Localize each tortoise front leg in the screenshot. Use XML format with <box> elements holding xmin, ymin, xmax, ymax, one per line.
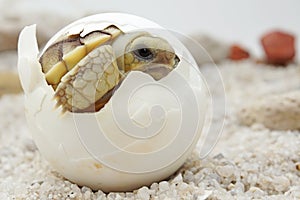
<box><xmin>55</xmin><ymin>45</ymin><xmax>122</xmax><ymax>113</ymax></box>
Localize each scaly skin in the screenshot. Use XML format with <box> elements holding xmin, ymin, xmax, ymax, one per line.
<box><xmin>54</xmin><ymin>45</ymin><xmax>121</xmax><ymax>113</ymax></box>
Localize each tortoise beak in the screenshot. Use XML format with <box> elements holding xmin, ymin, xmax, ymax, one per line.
<box><xmin>134</xmin><ymin>64</ymin><xmax>173</xmax><ymax>81</ymax></box>
<box><xmin>134</xmin><ymin>54</ymin><xmax>180</xmax><ymax>80</ymax></box>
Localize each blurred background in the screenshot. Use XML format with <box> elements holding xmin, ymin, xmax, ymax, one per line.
<box><xmin>0</xmin><ymin>0</ymin><xmax>299</xmax><ymax>59</ymax></box>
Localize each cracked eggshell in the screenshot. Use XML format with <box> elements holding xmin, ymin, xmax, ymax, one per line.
<box><xmin>18</xmin><ymin>13</ymin><xmax>208</xmax><ymax>192</ymax></box>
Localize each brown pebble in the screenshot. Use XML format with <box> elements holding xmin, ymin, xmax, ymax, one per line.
<box><xmin>261</xmin><ymin>30</ymin><xmax>295</xmax><ymax>65</ymax></box>
<box><xmin>228</xmin><ymin>44</ymin><xmax>250</xmax><ymax>60</ymax></box>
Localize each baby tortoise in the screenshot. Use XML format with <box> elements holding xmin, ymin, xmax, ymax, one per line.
<box><xmin>39</xmin><ymin>25</ymin><xmax>179</xmax><ymax>113</ymax></box>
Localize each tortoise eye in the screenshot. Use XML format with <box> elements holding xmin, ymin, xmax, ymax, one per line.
<box><xmin>134</xmin><ymin>48</ymin><xmax>154</xmax><ymax>60</ymax></box>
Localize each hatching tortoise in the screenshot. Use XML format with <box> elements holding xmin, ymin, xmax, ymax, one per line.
<box><xmin>39</xmin><ymin>25</ymin><xmax>179</xmax><ymax>113</ymax></box>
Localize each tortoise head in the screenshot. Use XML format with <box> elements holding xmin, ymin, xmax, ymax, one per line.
<box><xmin>116</xmin><ymin>34</ymin><xmax>180</xmax><ymax>80</ymax></box>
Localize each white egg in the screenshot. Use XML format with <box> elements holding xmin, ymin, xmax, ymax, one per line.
<box><xmin>18</xmin><ymin>13</ymin><xmax>208</xmax><ymax>192</ymax></box>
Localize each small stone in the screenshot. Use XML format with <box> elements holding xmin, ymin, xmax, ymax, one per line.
<box><xmin>261</xmin><ymin>30</ymin><xmax>295</xmax><ymax>65</ymax></box>
<box><xmin>183</xmin><ymin>171</ymin><xmax>194</xmax><ymax>182</ymax></box>
<box><xmin>216</xmin><ymin>165</ymin><xmax>235</xmax><ymax>178</ymax></box>
<box><xmin>228</xmin><ymin>44</ymin><xmax>250</xmax><ymax>60</ymax></box>
<box><xmin>210</xmin><ymin>189</ymin><xmax>234</xmax><ymax>199</ymax></box>
<box><xmin>246</xmin><ymin>186</ymin><xmax>266</xmax><ymax>197</ymax></box>
<box><xmin>114</xmin><ymin>194</ymin><xmax>123</xmax><ymax>200</ymax></box>
<box><xmin>93</xmin><ymin>192</ymin><xmax>105</xmax><ymax>200</ymax></box>
<box><xmin>125</xmin><ymin>192</ymin><xmax>134</xmax><ymax>198</ymax></box>
<box><xmin>70</xmin><ymin>184</ymin><xmax>81</xmax><ymax>193</ymax></box>
<box><xmin>107</xmin><ymin>192</ymin><xmax>117</xmax><ymax>199</ymax></box>
<box><xmin>81</xmin><ymin>186</ymin><xmax>92</xmax><ymax>193</ymax></box>
<box><xmin>233</xmin><ymin>182</ymin><xmax>245</xmax><ymax>194</ymax></box>
<box><xmin>64</xmin><ymin>187</ymin><xmax>71</xmax><ymax>192</ymax></box>
<box><xmin>196</xmin><ymin>190</ymin><xmax>213</xmax><ymax>200</ymax></box>
<box><xmin>178</xmin><ymin>182</ymin><xmax>189</xmax><ymax>191</ymax></box>
<box><xmin>193</xmin><ymin>172</ymin><xmax>205</xmax><ymax>185</ymax></box>
<box><xmin>83</xmin><ymin>191</ymin><xmax>92</xmax><ymax>199</ymax></box>
<box><xmin>286</xmin><ymin>186</ymin><xmax>300</xmax><ymax>199</ymax></box>
<box><xmin>136</xmin><ymin>186</ymin><xmax>150</xmax><ymax>200</ymax></box>
<box><xmin>150</xmin><ymin>182</ymin><xmax>159</xmax><ymax>191</ymax></box>
<box><xmin>48</xmin><ymin>194</ymin><xmax>53</xmax><ymax>199</ymax></box>
<box><xmin>171</xmin><ymin>173</ymin><xmax>183</xmax><ymax>184</ymax></box>
<box><xmin>272</xmin><ymin>176</ymin><xmax>290</xmax><ymax>192</ymax></box>
<box><xmin>158</xmin><ymin>181</ymin><xmax>170</xmax><ymax>192</ymax></box>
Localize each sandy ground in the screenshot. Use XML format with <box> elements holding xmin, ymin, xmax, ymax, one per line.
<box><xmin>0</xmin><ymin>58</ymin><xmax>299</xmax><ymax>199</ymax></box>
<box><xmin>0</xmin><ymin>1</ymin><xmax>299</xmax><ymax>198</ymax></box>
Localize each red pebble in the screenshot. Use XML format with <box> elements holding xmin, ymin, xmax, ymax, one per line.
<box><xmin>261</xmin><ymin>30</ymin><xmax>295</xmax><ymax>65</ymax></box>
<box><xmin>228</xmin><ymin>44</ymin><xmax>250</xmax><ymax>60</ymax></box>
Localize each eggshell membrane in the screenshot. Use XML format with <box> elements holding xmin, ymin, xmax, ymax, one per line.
<box><xmin>18</xmin><ymin>13</ymin><xmax>208</xmax><ymax>192</ymax></box>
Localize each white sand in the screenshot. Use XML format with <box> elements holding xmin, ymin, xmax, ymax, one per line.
<box><xmin>0</xmin><ymin>60</ymin><xmax>299</xmax><ymax>199</ymax></box>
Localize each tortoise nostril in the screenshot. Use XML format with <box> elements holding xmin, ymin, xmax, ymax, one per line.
<box><xmin>155</xmin><ymin>52</ymin><xmax>170</xmax><ymax>64</ymax></box>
